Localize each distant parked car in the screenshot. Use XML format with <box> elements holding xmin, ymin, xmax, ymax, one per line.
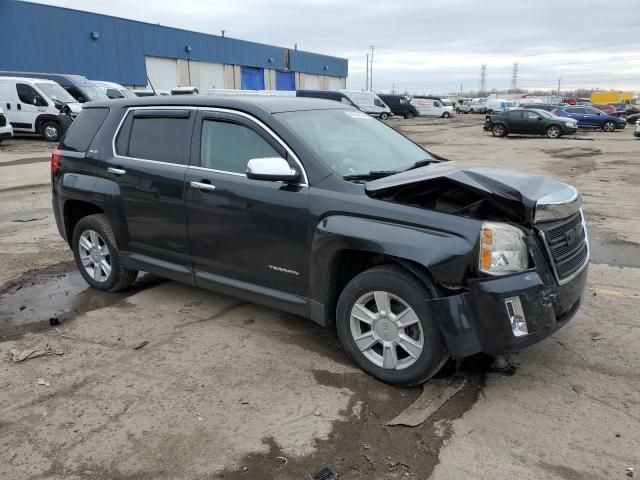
<box><xmin>378</xmin><ymin>94</ymin><xmax>419</xmax><ymax>119</ymax></box>
<box><xmin>92</xmin><ymin>80</ymin><xmax>137</xmax><ymax>99</ymax></box>
<box><xmin>171</xmin><ymin>86</ymin><xmax>199</xmax><ymax>95</ymax></box>
<box><xmin>0</xmin><ymin>71</ymin><xmax>108</xmax><ymax>103</ymax></box>
<box><xmin>634</xmin><ymin>120</ymin><xmax>640</xmax><ymax>138</ymax></box>
<box><xmin>625</xmin><ymin>112</ymin><xmax>640</xmax><ymax>125</ymax></box>
<box><xmin>132</xmin><ymin>89</ymin><xmax>171</xmax><ymax>97</ymax></box>
<box><xmin>0</xmin><ymin>107</ymin><xmax>13</xmax><ymax>143</ymax></box>
<box><xmin>553</xmin><ymin>105</ymin><xmax>626</xmax><ymax>132</ymax></box>
<box><xmin>484</xmin><ymin>109</ymin><xmax>578</xmax><ymax>138</ymax></box>
<box><xmin>520</xmin><ymin>103</ymin><xmax>561</xmax><ymax>112</ymax></box>
<box><xmin>339</xmin><ymin>89</ymin><xmax>393</xmax><ymax>119</ymax></box>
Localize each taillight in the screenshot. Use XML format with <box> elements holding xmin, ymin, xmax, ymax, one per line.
<box><xmin>51</xmin><ymin>149</ymin><xmax>61</xmax><ymax>173</ymax></box>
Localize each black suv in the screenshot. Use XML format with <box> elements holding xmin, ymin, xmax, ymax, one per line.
<box><xmin>378</xmin><ymin>94</ymin><xmax>420</xmax><ymax>119</ymax></box>
<box><xmin>52</xmin><ymin>97</ymin><xmax>589</xmax><ymax>386</ymax></box>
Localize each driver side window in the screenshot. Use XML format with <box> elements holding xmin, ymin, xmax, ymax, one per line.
<box><xmin>200</xmin><ymin>120</ymin><xmax>282</xmax><ymax>174</ymax></box>
<box><xmin>16</xmin><ymin>83</ymin><xmax>47</xmax><ymax>106</ymax></box>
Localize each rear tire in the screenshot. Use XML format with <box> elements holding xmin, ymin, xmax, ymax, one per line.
<box><xmin>41</xmin><ymin>121</ymin><xmax>62</xmax><ymax>142</ymax></box>
<box><xmin>336</xmin><ymin>265</ymin><xmax>448</xmax><ymax>386</ymax></box>
<box><xmin>72</xmin><ymin>214</ymin><xmax>138</xmax><ymax>292</ymax></box>
<box><xmin>404</xmin><ymin>112</ymin><xmax>415</xmax><ymax>119</ymax></box>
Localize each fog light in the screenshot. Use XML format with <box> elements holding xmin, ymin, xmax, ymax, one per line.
<box><xmin>505</xmin><ymin>296</ymin><xmax>528</xmax><ymax>337</ymax></box>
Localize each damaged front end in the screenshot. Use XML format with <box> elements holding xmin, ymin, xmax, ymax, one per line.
<box><xmin>367</xmin><ymin>163</ymin><xmax>589</xmax><ymax>358</ymax></box>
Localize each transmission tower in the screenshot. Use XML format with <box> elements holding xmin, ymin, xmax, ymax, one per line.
<box><xmin>479</xmin><ymin>64</ymin><xmax>487</xmax><ymax>95</ymax></box>
<box><xmin>511</xmin><ymin>63</ymin><xmax>519</xmax><ymax>90</ymax></box>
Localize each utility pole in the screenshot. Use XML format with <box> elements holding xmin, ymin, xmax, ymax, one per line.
<box><xmin>392</xmin><ymin>82</ymin><xmax>395</xmax><ymax>94</ymax></box>
<box><xmin>460</xmin><ymin>83</ymin><xmax>463</xmax><ymax>96</ymax></box>
<box><xmin>557</xmin><ymin>78</ymin><xmax>561</xmax><ymax>98</ymax></box>
<box><xmin>369</xmin><ymin>45</ymin><xmax>375</xmax><ymax>91</ymax></box>
<box><xmin>510</xmin><ymin>63</ymin><xmax>519</xmax><ymax>91</ymax></box>
<box><xmin>479</xmin><ymin>64</ymin><xmax>487</xmax><ymax>96</ymax></box>
<box><xmin>365</xmin><ymin>54</ymin><xmax>369</xmax><ymax>90</ymax></box>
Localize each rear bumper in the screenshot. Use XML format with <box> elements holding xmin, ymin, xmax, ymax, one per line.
<box><xmin>429</xmin><ymin>264</ymin><xmax>588</xmax><ymax>358</ymax></box>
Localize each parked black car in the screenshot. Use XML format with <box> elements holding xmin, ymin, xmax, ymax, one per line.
<box><xmin>378</xmin><ymin>94</ymin><xmax>420</xmax><ymax>119</ymax></box>
<box><xmin>52</xmin><ymin>96</ymin><xmax>588</xmax><ymax>385</ymax></box>
<box><xmin>484</xmin><ymin>108</ymin><xmax>578</xmax><ymax>138</ymax></box>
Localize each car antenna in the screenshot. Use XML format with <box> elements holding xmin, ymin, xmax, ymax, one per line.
<box><xmin>147</xmin><ymin>76</ymin><xmax>157</xmax><ymax>95</ymax></box>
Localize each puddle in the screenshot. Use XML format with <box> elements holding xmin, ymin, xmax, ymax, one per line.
<box><xmin>0</xmin><ymin>264</ymin><xmax>164</xmax><ymax>339</ymax></box>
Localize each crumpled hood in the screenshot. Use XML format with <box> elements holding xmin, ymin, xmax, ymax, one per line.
<box><xmin>365</xmin><ymin>162</ymin><xmax>576</xmax><ymax>225</ymax></box>
<box><xmin>67</xmin><ymin>102</ymin><xmax>83</xmax><ymax>114</ymax></box>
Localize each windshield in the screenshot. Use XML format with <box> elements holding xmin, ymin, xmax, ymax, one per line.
<box><xmin>276</xmin><ymin>109</ymin><xmax>432</xmax><ymax>178</ymax></box>
<box><xmin>83</xmin><ymin>85</ymin><xmax>109</xmax><ymax>101</ymax></box>
<box><xmin>35</xmin><ymin>82</ymin><xmax>76</xmax><ymax>103</ymax></box>
<box><xmin>442</xmin><ymin>99</ymin><xmax>453</xmax><ymax>106</ymax></box>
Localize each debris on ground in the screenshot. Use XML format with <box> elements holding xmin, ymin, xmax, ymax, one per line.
<box><xmin>37</xmin><ymin>378</ymin><xmax>51</xmax><ymax>387</ymax></box>
<box><xmin>386</xmin><ymin>377</ymin><xmax>467</xmax><ymax>427</ymax></box>
<box><xmin>12</xmin><ymin>214</ymin><xmax>48</xmax><ymax>222</ymax></box>
<box><xmin>8</xmin><ymin>344</ymin><xmax>63</xmax><ymax>363</ymax></box>
<box><xmin>308</xmin><ymin>466</ymin><xmax>338</xmax><ymax>480</ymax></box>
<box><xmin>133</xmin><ymin>340</ymin><xmax>149</xmax><ymax>350</ymax></box>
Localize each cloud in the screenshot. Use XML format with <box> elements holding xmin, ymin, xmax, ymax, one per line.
<box><xmin>30</xmin><ymin>0</ymin><xmax>640</xmax><ymax>92</ymax></box>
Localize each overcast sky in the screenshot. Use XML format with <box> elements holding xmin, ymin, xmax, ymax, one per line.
<box><xmin>31</xmin><ymin>0</ymin><xmax>640</xmax><ymax>94</ymax></box>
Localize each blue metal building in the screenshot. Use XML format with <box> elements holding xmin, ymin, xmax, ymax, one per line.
<box><xmin>0</xmin><ymin>0</ymin><xmax>348</xmax><ymax>91</ymax></box>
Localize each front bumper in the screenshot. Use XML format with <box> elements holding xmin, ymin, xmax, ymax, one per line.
<box><xmin>428</xmin><ymin>258</ymin><xmax>588</xmax><ymax>359</ymax></box>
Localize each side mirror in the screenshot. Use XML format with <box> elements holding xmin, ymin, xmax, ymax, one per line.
<box><xmin>246</xmin><ymin>157</ymin><xmax>301</xmax><ymax>183</ymax></box>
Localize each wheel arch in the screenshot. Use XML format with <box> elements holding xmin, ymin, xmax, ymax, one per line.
<box><xmin>62</xmin><ymin>199</ymin><xmax>104</xmax><ymax>246</ymax></box>
<box><xmin>308</xmin><ymin>215</ymin><xmax>477</xmax><ymax>327</ymax></box>
<box><xmin>34</xmin><ymin>114</ymin><xmax>60</xmax><ymax>133</ymax></box>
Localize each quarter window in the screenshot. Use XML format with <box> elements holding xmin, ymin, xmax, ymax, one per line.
<box><xmin>200</xmin><ymin>120</ymin><xmax>281</xmax><ymax>174</ymax></box>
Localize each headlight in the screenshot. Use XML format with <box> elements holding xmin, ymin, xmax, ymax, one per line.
<box><xmin>479</xmin><ymin>222</ymin><xmax>528</xmax><ymax>275</ymax></box>
<box><xmin>565</xmin><ymin>121</ymin><xmax>576</xmax><ymax>127</ymax></box>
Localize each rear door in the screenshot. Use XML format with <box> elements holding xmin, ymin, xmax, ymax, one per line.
<box><xmin>184</xmin><ymin>109</ymin><xmax>310</xmax><ymax>313</ymax></box>
<box><xmin>106</xmin><ymin>107</ymin><xmax>194</xmax><ymax>280</ymax></box>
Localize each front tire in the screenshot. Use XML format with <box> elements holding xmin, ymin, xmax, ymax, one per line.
<box><xmin>41</xmin><ymin>121</ymin><xmax>62</xmax><ymax>142</ymax></box>
<box><xmin>602</xmin><ymin>121</ymin><xmax>616</xmax><ymax>132</ymax></box>
<box><xmin>442</xmin><ymin>111</ymin><xmax>450</xmax><ymax>118</ymax></box>
<box><xmin>379</xmin><ymin>113</ymin><xmax>389</xmax><ymax>120</ymax></box>
<box><xmin>546</xmin><ymin>125</ymin><xmax>562</xmax><ymax>138</ymax></box>
<box><xmin>491</xmin><ymin>123</ymin><xmax>507</xmax><ymax>137</ymax></box>
<box><xmin>72</xmin><ymin>214</ymin><xmax>138</xmax><ymax>292</ymax></box>
<box><xmin>336</xmin><ymin>265</ymin><xmax>447</xmax><ymax>386</ymax></box>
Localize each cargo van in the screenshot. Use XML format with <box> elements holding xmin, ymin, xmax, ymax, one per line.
<box><xmin>485</xmin><ymin>98</ymin><xmax>516</xmax><ymax>114</ymax></box>
<box><xmin>0</xmin><ymin>77</ymin><xmax>79</xmax><ymax>141</ymax></box>
<box><xmin>339</xmin><ymin>89</ymin><xmax>393</xmax><ymax>119</ymax></box>
<box><xmin>378</xmin><ymin>94</ymin><xmax>419</xmax><ymax>119</ymax></box>
<box><xmin>410</xmin><ymin>96</ymin><xmax>455</xmax><ymax>117</ymax></box>
<box><xmin>0</xmin><ymin>72</ymin><xmax>108</xmax><ymax>103</ymax></box>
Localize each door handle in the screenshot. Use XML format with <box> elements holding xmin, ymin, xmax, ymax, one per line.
<box><xmin>190</xmin><ymin>181</ymin><xmax>216</xmax><ymax>192</ymax></box>
<box><xmin>107</xmin><ymin>167</ymin><xmax>126</xmax><ymax>175</ymax></box>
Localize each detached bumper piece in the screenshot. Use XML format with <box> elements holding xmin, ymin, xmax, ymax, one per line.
<box><xmin>428</xmin><ymin>266</ymin><xmax>587</xmax><ymax>358</ymax></box>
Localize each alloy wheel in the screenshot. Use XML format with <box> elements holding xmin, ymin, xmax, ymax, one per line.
<box><xmin>492</xmin><ymin>124</ymin><xmax>505</xmax><ymax>136</ymax></box>
<box><xmin>44</xmin><ymin>125</ymin><xmax>58</xmax><ymax>140</ymax></box>
<box><xmin>603</xmin><ymin>121</ymin><xmax>615</xmax><ymax>132</ymax></box>
<box><xmin>78</xmin><ymin>230</ymin><xmax>112</xmax><ymax>282</ymax></box>
<box><xmin>547</xmin><ymin>126</ymin><xmax>561</xmax><ymax>138</ymax></box>
<box><xmin>349</xmin><ymin>290</ymin><xmax>424</xmax><ymax>370</ymax></box>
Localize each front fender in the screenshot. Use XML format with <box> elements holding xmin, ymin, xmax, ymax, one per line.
<box><xmin>309</xmin><ymin>215</ymin><xmax>479</xmax><ymax>306</ymax></box>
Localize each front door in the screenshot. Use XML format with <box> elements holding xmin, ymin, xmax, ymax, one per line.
<box><xmin>14</xmin><ymin>83</ymin><xmax>47</xmax><ymax>132</ymax></box>
<box><xmin>185</xmin><ymin>110</ymin><xmax>310</xmax><ymax>313</ymax></box>
<box><xmin>522</xmin><ymin>110</ymin><xmax>546</xmax><ymax>134</ymax></box>
<box><xmin>104</xmin><ymin>107</ymin><xmax>194</xmax><ymax>278</ymax></box>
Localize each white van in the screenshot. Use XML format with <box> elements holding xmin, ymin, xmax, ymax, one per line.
<box><xmin>91</xmin><ymin>80</ymin><xmax>137</xmax><ymax>99</ymax></box>
<box><xmin>410</xmin><ymin>96</ymin><xmax>455</xmax><ymax>118</ymax></box>
<box><xmin>0</xmin><ymin>107</ymin><xmax>13</xmax><ymax>143</ymax></box>
<box><xmin>485</xmin><ymin>98</ymin><xmax>517</xmax><ymax>114</ymax></box>
<box><xmin>338</xmin><ymin>89</ymin><xmax>393</xmax><ymax>119</ymax></box>
<box><xmin>0</xmin><ymin>77</ymin><xmax>81</xmax><ymax>141</ymax></box>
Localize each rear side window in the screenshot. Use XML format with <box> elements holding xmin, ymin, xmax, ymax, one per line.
<box><xmin>117</xmin><ymin>110</ymin><xmax>192</xmax><ymax>164</ymax></box>
<box><xmin>60</xmin><ymin>107</ymin><xmax>109</xmax><ymax>152</ymax></box>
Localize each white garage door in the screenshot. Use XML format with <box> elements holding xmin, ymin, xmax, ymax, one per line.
<box><xmin>145</xmin><ymin>56</ymin><xmax>178</xmax><ymax>91</ymax></box>
<box><xmin>327</xmin><ymin>76</ymin><xmax>342</xmax><ymax>90</ymax></box>
<box><xmin>197</xmin><ymin>61</ymin><xmax>225</xmax><ymax>92</ymax></box>
<box><xmin>303</xmin><ymin>74</ymin><xmax>321</xmax><ymax>90</ymax></box>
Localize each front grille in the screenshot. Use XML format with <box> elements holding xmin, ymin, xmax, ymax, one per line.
<box><xmin>0</xmin><ymin>114</ymin><xmax>6</xmax><ymax>127</ymax></box>
<box><xmin>537</xmin><ymin>211</ymin><xmax>589</xmax><ymax>283</ymax></box>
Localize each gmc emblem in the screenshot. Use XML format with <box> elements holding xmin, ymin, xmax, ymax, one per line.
<box><xmin>565</xmin><ymin>227</ymin><xmax>579</xmax><ymax>246</ymax></box>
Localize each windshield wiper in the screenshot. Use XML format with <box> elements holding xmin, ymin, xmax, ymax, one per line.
<box><xmin>403</xmin><ymin>158</ymin><xmax>441</xmax><ymax>171</ymax></box>
<box><xmin>343</xmin><ymin>170</ymin><xmax>400</xmax><ymax>181</ymax></box>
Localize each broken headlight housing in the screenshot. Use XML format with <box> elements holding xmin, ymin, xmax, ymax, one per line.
<box><xmin>479</xmin><ymin>222</ymin><xmax>528</xmax><ymax>275</ymax></box>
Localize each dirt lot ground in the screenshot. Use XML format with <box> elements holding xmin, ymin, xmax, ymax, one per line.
<box><xmin>1</xmin><ymin>117</ymin><xmax>638</xmax><ymax>480</ymax></box>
